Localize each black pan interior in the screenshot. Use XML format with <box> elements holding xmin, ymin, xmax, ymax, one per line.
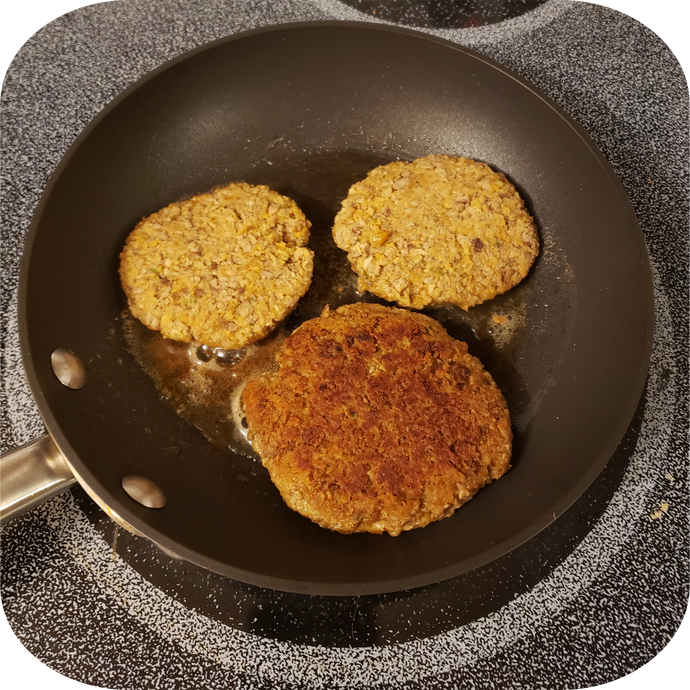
<box><xmin>19</xmin><ymin>23</ymin><xmax>654</xmax><ymax>595</ymax></box>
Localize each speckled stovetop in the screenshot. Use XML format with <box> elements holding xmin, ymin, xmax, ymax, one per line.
<box><xmin>1</xmin><ymin>1</ymin><xmax>688</xmax><ymax>688</ymax></box>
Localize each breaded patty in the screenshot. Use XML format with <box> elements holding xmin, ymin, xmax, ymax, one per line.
<box><xmin>119</xmin><ymin>182</ymin><xmax>313</xmax><ymax>349</ymax></box>
<box><xmin>241</xmin><ymin>302</ymin><xmax>512</xmax><ymax>536</ymax></box>
<box><xmin>332</xmin><ymin>154</ymin><xmax>539</xmax><ymax>310</ymax></box>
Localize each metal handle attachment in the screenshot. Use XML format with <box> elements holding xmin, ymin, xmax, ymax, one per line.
<box><xmin>0</xmin><ymin>435</ymin><xmax>77</xmax><ymax>525</ymax></box>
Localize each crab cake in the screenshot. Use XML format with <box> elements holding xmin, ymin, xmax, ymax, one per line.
<box><xmin>241</xmin><ymin>302</ymin><xmax>512</xmax><ymax>536</ymax></box>
<box><xmin>119</xmin><ymin>182</ymin><xmax>313</xmax><ymax>350</ymax></box>
<box><xmin>332</xmin><ymin>154</ymin><xmax>539</xmax><ymax>310</ymax></box>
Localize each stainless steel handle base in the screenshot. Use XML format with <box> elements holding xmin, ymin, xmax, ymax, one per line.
<box><xmin>0</xmin><ymin>435</ymin><xmax>77</xmax><ymax>525</ymax></box>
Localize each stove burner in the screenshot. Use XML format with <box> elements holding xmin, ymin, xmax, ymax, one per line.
<box><xmin>340</xmin><ymin>0</ymin><xmax>548</xmax><ymax>29</ymax></box>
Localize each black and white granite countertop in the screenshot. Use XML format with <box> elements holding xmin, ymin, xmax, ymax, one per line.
<box><xmin>1</xmin><ymin>1</ymin><xmax>688</xmax><ymax>688</ymax></box>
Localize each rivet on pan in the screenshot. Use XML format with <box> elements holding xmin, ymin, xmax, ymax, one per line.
<box><xmin>50</xmin><ymin>347</ymin><xmax>87</xmax><ymax>389</ymax></box>
<box><xmin>121</xmin><ymin>475</ymin><xmax>166</xmax><ymax>509</ymax></box>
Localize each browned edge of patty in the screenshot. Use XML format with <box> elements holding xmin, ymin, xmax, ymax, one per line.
<box><xmin>241</xmin><ymin>302</ymin><xmax>512</xmax><ymax>535</ymax></box>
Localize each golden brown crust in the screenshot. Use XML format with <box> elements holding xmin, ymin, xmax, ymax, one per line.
<box><xmin>242</xmin><ymin>302</ymin><xmax>512</xmax><ymax>535</ymax></box>
<box><xmin>119</xmin><ymin>182</ymin><xmax>313</xmax><ymax>349</ymax></box>
<box><xmin>332</xmin><ymin>154</ymin><xmax>539</xmax><ymax>310</ymax></box>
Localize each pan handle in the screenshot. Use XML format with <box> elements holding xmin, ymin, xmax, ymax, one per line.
<box><xmin>0</xmin><ymin>435</ymin><xmax>77</xmax><ymax>525</ymax></box>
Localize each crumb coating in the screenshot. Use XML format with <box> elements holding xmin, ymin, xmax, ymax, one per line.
<box><xmin>332</xmin><ymin>154</ymin><xmax>539</xmax><ymax>310</ymax></box>
<box><xmin>119</xmin><ymin>182</ymin><xmax>313</xmax><ymax>349</ymax></box>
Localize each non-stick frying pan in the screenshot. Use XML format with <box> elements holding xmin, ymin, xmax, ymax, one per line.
<box><xmin>3</xmin><ymin>22</ymin><xmax>653</xmax><ymax>595</ymax></box>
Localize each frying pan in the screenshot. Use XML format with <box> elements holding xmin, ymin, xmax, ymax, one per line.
<box><xmin>2</xmin><ymin>22</ymin><xmax>653</xmax><ymax>595</ymax></box>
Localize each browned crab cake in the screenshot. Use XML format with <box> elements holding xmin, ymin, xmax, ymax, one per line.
<box><xmin>119</xmin><ymin>182</ymin><xmax>313</xmax><ymax>349</ymax></box>
<box><xmin>241</xmin><ymin>302</ymin><xmax>512</xmax><ymax>536</ymax></box>
<box><xmin>332</xmin><ymin>154</ymin><xmax>539</xmax><ymax>310</ymax></box>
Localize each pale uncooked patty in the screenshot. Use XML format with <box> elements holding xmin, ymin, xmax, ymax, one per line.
<box><xmin>332</xmin><ymin>154</ymin><xmax>539</xmax><ymax>310</ymax></box>
<box><xmin>119</xmin><ymin>182</ymin><xmax>313</xmax><ymax>349</ymax></box>
<box><xmin>241</xmin><ymin>302</ymin><xmax>512</xmax><ymax>536</ymax></box>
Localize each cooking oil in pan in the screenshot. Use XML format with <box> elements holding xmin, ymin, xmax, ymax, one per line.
<box><xmin>121</xmin><ymin>303</ymin><xmax>525</xmax><ymax>460</ymax></box>
<box><xmin>121</xmin><ymin>312</ymin><xmax>284</xmax><ymax>458</ymax></box>
<box><xmin>120</xmin><ymin>223</ymin><xmax>528</xmax><ymax>459</ymax></box>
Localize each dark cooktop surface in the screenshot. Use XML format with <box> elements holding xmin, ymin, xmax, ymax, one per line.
<box><xmin>1</xmin><ymin>2</ymin><xmax>687</xmax><ymax>689</ymax></box>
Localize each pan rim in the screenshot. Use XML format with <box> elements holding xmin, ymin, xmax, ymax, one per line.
<box><xmin>17</xmin><ymin>20</ymin><xmax>655</xmax><ymax>596</ymax></box>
